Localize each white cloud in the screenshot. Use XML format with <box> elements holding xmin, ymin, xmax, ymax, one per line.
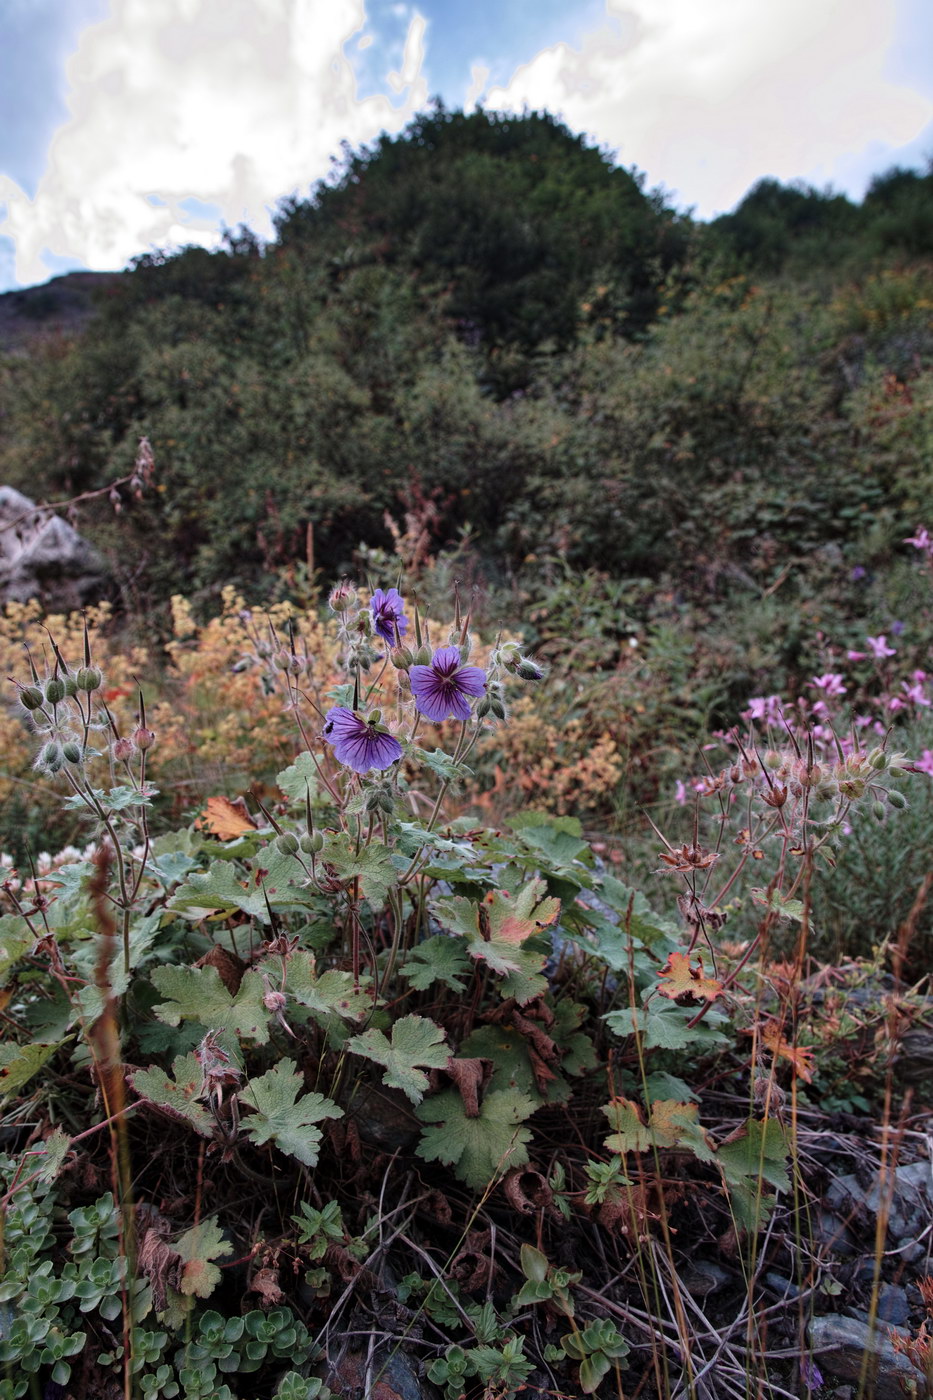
<box><xmin>0</xmin><ymin>0</ymin><xmax>428</xmax><ymax>286</ymax></box>
<box><xmin>479</xmin><ymin>0</ymin><xmax>933</xmax><ymax>214</ymax></box>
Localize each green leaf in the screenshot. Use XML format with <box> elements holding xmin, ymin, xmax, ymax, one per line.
<box><xmin>411</xmin><ymin>746</ymin><xmax>472</xmax><ymax>786</ymax></box>
<box><xmin>401</xmin><ymin>936</ymin><xmax>472</xmax><ymax>992</ymax></box>
<box><xmin>605</xmin><ymin>1000</ymin><xmax>730</xmax><ymax>1051</ymax></box>
<box><xmin>238</xmin><ymin>1061</ymin><xmax>343</xmax><ymax>1166</ymax></box>
<box><xmin>0</xmin><ymin>914</ymin><xmax>32</xmax><ymax>987</ymax></box>
<box><xmin>510</xmin><ymin>813</ymin><xmax>591</xmax><ymax>869</ymax></box>
<box><xmin>0</xmin><ymin>1040</ymin><xmax>63</xmax><ymax>1098</ymax></box>
<box><xmin>131</xmin><ymin>1054</ymin><xmax>215</xmax><ymax>1137</ymax></box>
<box><xmin>415</xmin><ymin>1087</ymin><xmax>536</xmax><ymax>1189</ymax></box>
<box><xmin>286</xmin><ymin>952</ymin><xmax>372</xmax><ymax>1029</ymax></box>
<box><xmin>432</xmin><ymin>877</ymin><xmax>559</xmax><ymax>1004</ymax></box>
<box><xmin>322</xmin><ymin>834</ymin><xmax>398</xmax><ymax>907</ymax></box>
<box><xmin>31</xmin><ymin>1127</ymin><xmax>73</xmax><ymax>1184</ymax></box>
<box><xmin>62</xmin><ymin>784</ymin><xmax>156</xmax><ymax>812</ymax></box>
<box><xmin>602</xmin><ymin>1099</ymin><xmax>714</xmax><ymax>1161</ymax></box>
<box><xmin>275</xmin><ymin>751</ymin><xmax>320</xmax><ymax>803</ymax></box>
<box><xmin>151</xmin><ymin>966</ymin><xmax>271</xmax><ymax>1043</ymax></box>
<box><xmin>347</xmin><ymin>1014</ymin><xmax>450</xmax><ymax>1104</ymax></box>
<box><xmin>715</xmin><ymin>1117</ymin><xmax>790</xmax><ymax>1231</ymax></box>
<box><xmin>750</xmin><ymin>888</ymin><xmax>808</xmax><ymax>924</ymax></box>
<box><xmin>175</xmin><ymin>1219</ymin><xmax>232</xmax><ymax>1299</ymax></box>
<box><xmin>458</xmin><ymin>1024</ymin><xmax>557</xmax><ymax>1105</ymax></box>
<box><xmin>168</xmin><ymin>849</ymin><xmax>313</xmax><ymax>920</ymax></box>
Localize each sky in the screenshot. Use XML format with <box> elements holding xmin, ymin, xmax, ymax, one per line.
<box><xmin>0</xmin><ymin>0</ymin><xmax>931</xmax><ymax>293</ymax></box>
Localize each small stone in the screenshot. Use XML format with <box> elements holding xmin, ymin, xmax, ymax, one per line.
<box><xmin>681</xmin><ymin>1260</ymin><xmax>730</xmax><ymax>1296</ymax></box>
<box><xmin>809</xmin><ymin>1315</ymin><xmax>928</xmax><ymax>1399</ymax></box>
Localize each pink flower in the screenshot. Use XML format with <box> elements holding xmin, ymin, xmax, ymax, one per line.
<box><xmin>846</xmin><ymin>650</ymin><xmax>867</xmax><ymax>661</ymax></box>
<box><xmin>915</xmin><ymin>750</ymin><xmax>933</xmax><ymax>776</ymax></box>
<box><xmin>866</xmin><ymin>634</ymin><xmax>896</xmax><ymax>659</ymax></box>
<box><xmin>747</xmin><ymin>695</ymin><xmax>783</xmax><ymax>724</ymax></box>
<box><xmin>674</xmin><ymin>780</ymin><xmax>687</xmax><ymax>805</ymax></box>
<box><xmin>809</xmin><ymin>673</ymin><xmax>847</xmax><ymax>697</ymax></box>
<box><xmin>902</xmin><ymin>679</ymin><xmax>930</xmax><ymax>706</ymax></box>
<box><xmin>904</xmin><ymin>527</ymin><xmax>933</xmax><ymax>554</ymax></box>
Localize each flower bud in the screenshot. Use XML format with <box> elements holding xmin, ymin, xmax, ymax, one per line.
<box><xmin>888</xmin><ymin>766</ymin><xmax>907</xmax><ymax>779</ymax></box>
<box><xmin>44</xmin><ymin>678</ymin><xmax>65</xmax><ymax>705</ymax></box>
<box><xmin>273</xmin><ymin>650</ymin><xmax>291</xmax><ymax>671</ymax></box>
<box><xmin>887</xmin><ymin>789</ymin><xmax>908</xmax><ymax>810</ymax></box>
<box><xmin>76</xmin><ymin>667</ymin><xmax>102</xmax><ymax>693</ymax></box>
<box><xmin>300</xmin><ymin>831</ymin><xmax>324</xmax><ymax>854</ymax></box>
<box><xmin>390</xmin><ymin>647</ymin><xmax>413</xmax><ymax>670</ymax></box>
<box><xmin>275</xmin><ymin>832</ymin><xmax>300</xmax><ymax>854</ymax></box>
<box><xmin>458</xmin><ymin>641</ymin><xmax>472</xmax><ymax>664</ymax></box>
<box><xmin>112</xmin><ymin>737</ymin><xmax>135</xmax><ymax>762</ymax></box>
<box><xmin>516</xmin><ymin>658</ymin><xmax>544</xmax><ymax>681</ymax></box>
<box><xmin>328</xmin><ymin>581</ymin><xmax>357</xmax><ymax>613</ymax></box>
<box><xmin>476</xmin><ymin>696</ymin><xmax>492</xmax><ymax>718</ymax></box>
<box><xmin>868</xmin><ymin>747</ymin><xmax>887</xmax><ymax>770</ymax></box>
<box><xmin>413</xmin><ymin>644</ymin><xmax>432</xmax><ymax>667</ymax></box>
<box><xmin>871</xmin><ymin>800</ymin><xmax>886</xmax><ymax>822</ymax></box>
<box><xmin>62</xmin><ymin>674</ymin><xmax>78</xmax><ymax>698</ymax></box>
<box><xmin>489</xmin><ymin>698</ymin><xmax>507</xmax><ymax>720</ymax></box>
<box><xmin>133</xmin><ymin>726</ymin><xmax>156</xmax><ymax>751</ymax></box>
<box><xmin>263</xmin><ymin>987</ymin><xmax>287</xmax><ymax>1014</ymax></box>
<box><xmin>62</xmin><ymin>742</ymin><xmax>83</xmax><ymax>765</ymax></box>
<box><xmin>20</xmin><ymin>685</ymin><xmax>44</xmax><ymax>711</ymax></box>
<box><xmin>764</xmin><ymin>750</ymin><xmax>782</xmax><ymax>770</ymax></box>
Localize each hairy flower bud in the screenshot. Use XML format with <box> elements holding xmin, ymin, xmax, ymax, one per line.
<box><xmin>871</xmin><ymin>800</ymin><xmax>886</xmax><ymax>822</ymax></box>
<box><xmin>275</xmin><ymin>832</ymin><xmax>300</xmax><ymax>855</ymax></box>
<box><xmin>868</xmin><ymin>747</ymin><xmax>887</xmax><ymax>770</ymax></box>
<box><xmin>44</xmin><ymin>677</ymin><xmax>65</xmax><ymax>705</ymax></box>
<box><xmin>133</xmin><ymin>726</ymin><xmax>156</xmax><ymax>751</ymax></box>
<box><xmin>476</xmin><ymin>696</ymin><xmax>492</xmax><ymax>718</ymax></box>
<box><xmin>489</xmin><ymin>697</ymin><xmax>507</xmax><ymax>720</ymax></box>
<box><xmin>112</xmin><ymin>737</ymin><xmax>135</xmax><ymax>762</ymax></box>
<box><xmin>887</xmin><ymin>789</ymin><xmax>908</xmax><ymax>810</ymax></box>
<box><xmin>76</xmin><ymin>666</ymin><xmax>102</xmax><ymax>693</ymax></box>
<box><xmin>263</xmin><ymin>987</ymin><xmax>287</xmax><ymax>1014</ymax></box>
<box><xmin>62</xmin><ymin>674</ymin><xmax>78</xmax><ymax>698</ymax></box>
<box><xmin>62</xmin><ymin>742</ymin><xmax>83</xmax><ymax>765</ymax></box>
<box><xmin>328</xmin><ymin>581</ymin><xmax>357</xmax><ymax>613</ymax></box>
<box><xmin>300</xmin><ymin>831</ymin><xmax>324</xmax><ymax>854</ymax></box>
<box><xmin>412</xmin><ymin>644</ymin><xmax>432</xmax><ymax>667</ymax></box>
<box><xmin>517</xmin><ymin>658</ymin><xmax>544</xmax><ymax>681</ymax></box>
<box><xmin>19</xmin><ymin>685</ymin><xmax>44</xmax><ymax>711</ymax></box>
<box><xmin>390</xmin><ymin>647</ymin><xmax>413</xmax><ymax>670</ymax></box>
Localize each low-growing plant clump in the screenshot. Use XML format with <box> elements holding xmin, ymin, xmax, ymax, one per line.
<box><xmin>1</xmin><ymin>563</ymin><xmax>932</xmax><ymax>1400</ymax></box>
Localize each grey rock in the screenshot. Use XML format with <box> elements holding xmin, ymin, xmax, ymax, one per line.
<box><xmin>681</xmin><ymin>1260</ymin><xmax>730</xmax><ymax>1296</ymax></box>
<box><xmin>813</xmin><ymin>1206</ymin><xmax>858</xmax><ymax>1256</ymax></box>
<box><xmin>0</xmin><ymin>486</ymin><xmax>109</xmax><ymax>610</ymax></box>
<box><xmin>762</xmin><ymin>1270</ymin><xmax>801</xmax><ymax>1299</ymax></box>
<box><xmin>850</xmin><ymin>1284</ymin><xmax>912</xmax><ymax>1328</ymax></box>
<box><xmin>825</xmin><ymin>1160</ymin><xmax>932</xmax><ymax>1259</ymax></box>
<box><xmin>809</xmin><ymin>1315</ymin><xmax>928</xmax><ymax>1398</ymax></box>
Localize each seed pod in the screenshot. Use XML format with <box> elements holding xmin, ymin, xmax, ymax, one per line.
<box><xmin>275</xmin><ymin>832</ymin><xmax>300</xmax><ymax>855</ymax></box>
<box><xmin>887</xmin><ymin>789</ymin><xmax>908</xmax><ymax>810</ymax></box>
<box><xmin>44</xmin><ymin>678</ymin><xmax>65</xmax><ymax>705</ymax></box>
<box><xmin>20</xmin><ymin>685</ymin><xmax>44</xmax><ymax>711</ymax></box>
<box><xmin>76</xmin><ymin>666</ymin><xmax>103</xmax><ymax>692</ymax></box>
<box><xmin>133</xmin><ymin>726</ymin><xmax>156</xmax><ymax>751</ymax></box>
<box><xmin>413</xmin><ymin>644</ymin><xmax>432</xmax><ymax>667</ymax></box>
<box><xmin>38</xmin><ymin>741</ymin><xmax>64</xmax><ymax>773</ymax></box>
<box><xmin>62</xmin><ymin>675</ymin><xmax>78</xmax><ymax>698</ymax></box>
<box><xmin>62</xmin><ymin>742</ymin><xmax>83</xmax><ymax>765</ymax></box>
<box><xmin>300</xmin><ymin>831</ymin><xmax>324</xmax><ymax>854</ymax></box>
<box><xmin>390</xmin><ymin>647</ymin><xmax>413</xmax><ymax>670</ymax></box>
<box><xmin>112</xmin><ymin>737</ymin><xmax>135</xmax><ymax>762</ymax></box>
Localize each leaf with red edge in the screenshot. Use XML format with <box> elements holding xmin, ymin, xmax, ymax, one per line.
<box><xmin>656</xmin><ymin>951</ymin><xmax>724</xmax><ymax>1003</ymax></box>
<box><xmin>760</xmin><ymin>1020</ymin><xmax>815</xmax><ymax>1083</ymax></box>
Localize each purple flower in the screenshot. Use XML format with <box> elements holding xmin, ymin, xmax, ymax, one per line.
<box><xmin>891</xmin><ymin>619</ymin><xmax>906</xmax><ymax>635</ymax></box>
<box><xmin>409</xmin><ymin>646</ymin><xmax>486</xmax><ymax>722</ymax></box>
<box><xmin>746</xmin><ymin>695</ymin><xmax>783</xmax><ymax>724</ymax></box>
<box><xmin>323</xmin><ymin>706</ymin><xmax>402</xmax><ymax>773</ymax></box>
<box><xmin>916</xmin><ymin>749</ymin><xmax>933</xmax><ymax>776</ymax></box>
<box><xmin>850</xmin><ymin>565</ymin><xmax>867</xmax><ymax>581</ymax></box>
<box><xmin>370</xmin><ymin>588</ymin><xmax>409</xmax><ymax>645</ymax></box>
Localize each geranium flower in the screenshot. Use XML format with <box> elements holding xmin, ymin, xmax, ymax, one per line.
<box><xmin>370</xmin><ymin>588</ymin><xmax>409</xmax><ymax>645</ymax></box>
<box><xmin>323</xmin><ymin>707</ymin><xmax>402</xmax><ymax>773</ymax></box>
<box><xmin>409</xmin><ymin>646</ymin><xmax>486</xmax><ymax>722</ymax></box>
<box><xmin>809</xmin><ymin>673</ymin><xmax>847</xmax><ymax>697</ymax></box>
